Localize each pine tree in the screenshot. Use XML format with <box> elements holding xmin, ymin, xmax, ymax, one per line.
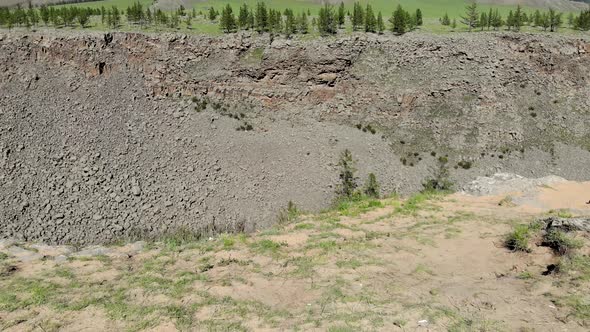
<box><xmin>377</xmin><ymin>11</ymin><xmax>385</xmax><ymax>34</ymax></box>
<box><xmin>284</xmin><ymin>8</ymin><xmax>296</xmax><ymax>36</ymax></box>
<box><xmin>451</xmin><ymin>18</ymin><xmax>457</xmax><ymax>29</ymax></box>
<box><xmin>352</xmin><ymin>2</ymin><xmax>364</xmax><ymax>31</ymax></box>
<box><xmin>338</xmin><ymin>2</ymin><xmax>345</xmax><ymax>28</ymax></box>
<box><xmin>533</xmin><ymin>10</ymin><xmax>541</xmax><ymax>27</ymax></box>
<box><xmin>269</xmin><ymin>9</ymin><xmax>282</xmax><ymax>32</ymax></box>
<box><xmin>79</xmin><ymin>10</ymin><xmax>90</xmax><ymax>28</ymax></box>
<box><xmin>416</xmin><ymin>9</ymin><xmax>423</xmax><ymax>26</ymax></box>
<box><xmin>318</xmin><ymin>3</ymin><xmax>337</xmax><ymax>35</ymax></box>
<box><xmin>461</xmin><ymin>0</ymin><xmax>478</xmax><ymax>32</ymax></box>
<box><xmin>506</xmin><ymin>10</ymin><xmax>514</xmax><ymax>31</ymax></box>
<box><xmin>567</xmin><ymin>12</ymin><xmax>574</xmax><ymax>27</ymax></box>
<box><xmin>364</xmin><ymin>4</ymin><xmax>376</xmax><ymax>33</ymax></box>
<box><xmin>146</xmin><ymin>8</ymin><xmax>152</xmax><ymax>25</ymax></box>
<box><xmin>389</xmin><ymin>4</ymin><xmax>407</xmax><ymax>34</ymax></box>
<box><xmin>363</xmin><ymin>173</ymin><xmax>380</xmax><ymax>198</ymax></box>
<box><xmin>185</xmin><ymin>14</ymin><xmax>192</xmax><ymax>29</ymax></box>
<box><xmin>513</xmin><ymin>5</ymin><xmax>523</xmax><ymax>31</ymax></box>
<box><xmin>111</xmin><ymin>6</ymin><xmax>121</xmax><ymax>28</ymax></box>
<box><xmin>100</xmin><ymin>6</ymin><xmax>106</xmax><ymax>25</ymax></box>
<box><xmin>40</xmin><ymin>5</ymin><xmax>49</xmax><ymax>25</ymax></box>
<box><xmin>337</xmin><ymin>149</ymin><xmax>358</xmax><ymax>199</ymax></box>
<box><xmin>170</xmin><ymin>11</ymin><xmax>180</xmax><ymax>29</ymax></box>
<box><xmin>238</xmin><ymin>3</ymin><xmax>249</xmax><ymax>29</ymax></box>
<box><xmin>491</xmin><ymin>9</ymin><xmax>502</xmax><ymax>30</ymax></box>
<box><xmin>220</xmin><ymin>4</ymin><xmax>236</xmax><ymax>33</ymax></box>
<box><xmin>27</xmin><ymin>7</ymin><xmax>39</xmax><ymax>27</ymax></box>
<box><xmin>208</xmin><ymin>7</ymin><xmax>218</xmax><ymax>21</ymax></box>
<box><xmin>479</xmin><ymin>12</ymin><xmax>487</xmax><ymax>31</ymax></box>
<box><xmin>255</xmin><ymin>2</ymin><xmax>268</xmax><ymax>32</ymax></box>
<box><xmin>441</xmin><ymin>12</ymin><xmax>450</xmax><ymax>26</ymax></box>
<box><xmin>574</xmin><ymin>8</ymin><xmax>590</xmax><ymax>31</ymax></box>
<box><xmin>248</xmin><ymin>9</ymin><xmax>255</xmax><ymax>29</ymax></box>
<box><xmin>297</xmin><ymin>12</ymin><xmax>308</xmax><ymax>34</ymax></box>
<box><xmin>548</xmin><ymin>8</ymin><xmax>562</xmax><ymax>32</ymax></box>
<box><xmin>540</xmin><ymin>12</ymin><xmax>550</xmax><ymax>31</ymax></box>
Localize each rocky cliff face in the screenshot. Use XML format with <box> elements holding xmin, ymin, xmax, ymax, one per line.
<box><xmin>1</xmin><ymin>31</ymin><xmax>589</xmax><ymax>244</ymax></box>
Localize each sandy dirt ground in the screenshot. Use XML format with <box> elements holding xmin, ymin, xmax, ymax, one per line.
<box><xmin>0</xmin><ymin>181</ymin><xmax>589</xmax><ymax>331</ymax></box>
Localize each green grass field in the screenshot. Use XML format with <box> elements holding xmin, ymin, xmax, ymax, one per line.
<box><xmin>193</xmin><ymin>0</ymin><xmax>539</xmax><ymax>19</ymax></box>
<box><xmin>37</xmin><ymin>0</ymin><xmax>590</xmax><ymax>36</ymax></box>
<box><xmin>58</xmin><ymin>0</ymin><xmax>584</xmax><ymax>18</ymax></box>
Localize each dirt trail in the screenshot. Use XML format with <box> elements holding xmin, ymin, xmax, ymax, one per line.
<box><xmin>1</xmin><ymin>182</ymin><xmax>589</xmax><ymax>331</ymax></box>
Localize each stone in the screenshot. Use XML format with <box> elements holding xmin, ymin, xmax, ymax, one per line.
<box><xmin>132</xmin><ymin>186</ymin><xmax>141</xmax><ymax>196</ymax></box>
<box><xmin>542</xmin><ymin>217</ymin><xmax>590</xmax><ymax>233</ymax></box>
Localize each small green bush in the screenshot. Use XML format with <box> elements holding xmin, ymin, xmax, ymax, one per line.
<box><xmin>336</xmin><ymin>149</ymin><xmax>358</xmax><ymax>199</ymax></box>
<box><xmin>422</xmin><ymin>156</ymin><xmax>453</xmax><ymax>192</ymax></box>
<box><xmin>277</xmin><ymin>201</ymin><xmax>300</xmax><ymax>225</ymax></box>
<box><xmin>363</xmin><ymin>173</ymin><xmax>380</xmax><ymax>198</ymax></box>
<box><xmin>505</xmin><ymin>224</ymin><xmax>533</xmax><ymax>252</ymax></box>
<box><xmin>543</xmin><ymin>230</ymin><xmax>583</xmax><ymax>255</ymax></box>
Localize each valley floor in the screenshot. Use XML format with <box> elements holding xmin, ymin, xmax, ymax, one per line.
<box><xmin>1</xmin><ymin>182</ymin><xmax>590</xmax><ymax>331</ymax></box>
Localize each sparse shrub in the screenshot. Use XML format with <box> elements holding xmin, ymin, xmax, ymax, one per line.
<box><xmin>505</xmin><ymin>224</ymin><xmax>533</xmax><ymax>252</ymax></box>
<box><xmin>236</xmin><ymin>122</ymin><xmax>254</xmax><ymax>131</ymax></box>
<box><xmin>277</xmin><ymin>201</ymin><xmax>300</xmax><ymax>225</ymax></box>
<box><xmin>457</xmin><ymin>160</ymin><xmax>472</xmax><ymax>169</ymax></box>
<box><xmin>530</xmin><ymin>112</ymin><xmax>537</xmax><ymax>118</ymax></box>
<box><xmin>192</xmin><ymin>96</ymin><xmax>208</xmax><ymax>112</ymax></box>
<box><xmin>422</xmin><ymin>156</ymin><xmax>453</xmax><ymax>192</ymax></box>
<box><xmin>363</xmin><ymin>124</ymin><xmax>376</xmax><ymax>134</ymax></box>
<box><xmin>363</xmin><ymin>173</ymin><xmax>380</xmax><ymax>198</ymax></box>
<box><xmin>336</xmin><ymin>149</ymin><xmax>358</xmax><ymax>199</ymax></box>
<box><xmin>161</xmin><ymin>227</ymin><xmax>204</xmax><ymax>251</ymax></box>
<box><xmin>542</xmin><ymin>229</ymin><xmax>583</xmax><ymax>255</ymax></box>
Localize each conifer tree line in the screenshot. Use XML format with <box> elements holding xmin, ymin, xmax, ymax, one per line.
<box><xmin>218</xmin><ymin>2</ymin><xmax>422</xmax><ymax>36</ymax></box>
<box><xmin>0</xmin><ymin>1</ymin><xmax>588</xmax><ymax>34</ymax></box>
<box><xmin>442</xmin><ymin>1</ymin><xmax>589</xmax><ymax>32</ymax></box>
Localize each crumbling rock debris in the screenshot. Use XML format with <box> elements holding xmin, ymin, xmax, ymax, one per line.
<box><xmin>0</xmin><ymin>31</ymin><xmax>589</xmax><ymax>244</ymax></box>
<box><xmin>541</xmin><ymin>217</ymin><xmax>590</xmax><ymax>233</ymax></box>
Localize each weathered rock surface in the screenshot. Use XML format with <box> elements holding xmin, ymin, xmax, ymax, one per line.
<box><xmin>1</xmin><ymin>31</ymin><xmax>589</xmax><ymax>244</ymax></box>
<box><xmin>542</xmin><ymin>217</ymin><xmax>590</xmax><ymax>232</ymax></box>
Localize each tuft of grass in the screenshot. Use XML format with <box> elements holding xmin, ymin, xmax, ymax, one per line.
<box><xmin>164</xmin><ymin>304</ymin><xmax>195</xmax><ymax>330</ymax></box>
<box><xmin>542</xmin><ymin>230</ymin><xmax>583</xmax><ymax>255</ymax></box>
<box><xmin>394</xmin><ymin>191</ymin><xmax>443</xmax><ymax>216</ymax></box>
<box><xmin>0</xmin><ymin>278</ymin><xmax>61</xmax><ymax>311</ymax></box>
<box><xmin>555</xmin><ymin>295</ymin><xmax>590</xmax><ymax>322</ymax></box>
<box><xmin>288</xmin><ymin>256</ymin><xmax>318</xmax><ymax>279</ymax></box>
<box><xmin>334</xmin><ymin>195</ymin><xmax>384</xmax><ymax>217</ymax></box>
<box><xmin>294</xmin><ymin>222</ymin><xmax>314</xmax><ymax>230</ymax></box>
<box><xmin>249</xmin><ymin>239</ymin><xmax>285</xmax><ymax>256</ymax></box>
<box><xmin>498</xmin><ymin>196</ymin><xmax>516</xmax><ymax>207</ymax></box>
<box><xmin>160</xmin><ymin>228</ymin><xmax>205</xmax><ymax>252</ymax></box>
<box><xmin>548</xmin><ymin>209</ymin><xmax>574</xmax><ymax>218</ymax></box>
<box><xmin>505</xmin><ymin>224</ymin><xmax>534</xmax><ymax>252</ymax></box>
<box><xmin>335</xmin><ymin>259</ymin><xmax>362</xmax><ymax>269</ymax></box>
<box><xmin>277</xmin><ymin>201</ymin><xmax>301</xmax><ymax>225</ymax></box>
<box><xmin>517</xmin><ymin>271</ymin><xmax>533</xmax><ymax>280</ymax></box>
<box><xmin>557</xmin><ymin>255</ymin><xmax>590</xmax><ymax>281</ymax></box>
